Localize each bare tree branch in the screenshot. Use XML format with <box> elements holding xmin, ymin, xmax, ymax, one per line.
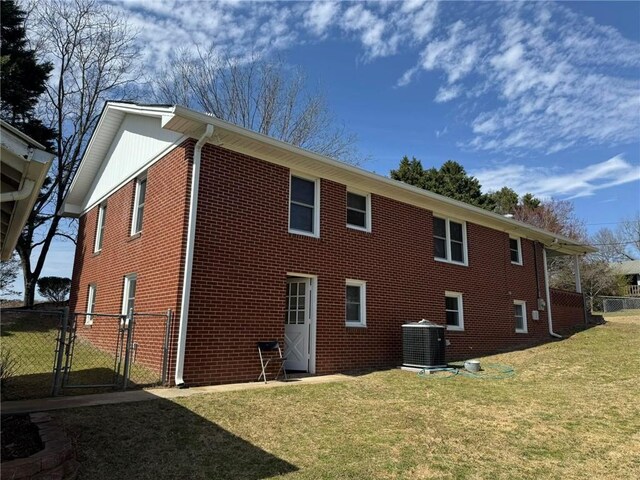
<box><xmin>17</xmin><ymin>0</ymin><xmax>140</xmax><ymax>306</ymax></box>
<box><xmin>151</xmin><ymin>49</ymin><xmax>361</xmax><ymax>164</ymax></box>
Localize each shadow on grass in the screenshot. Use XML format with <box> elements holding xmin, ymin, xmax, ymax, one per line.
<box><xmin>2</xmin><ymin>364</ymin><xmax>164</xmax><ymax>401</ymax></box>
<box><xmin>61</xmin><ymin>395</ymin><xmax>298</xmax><ymax>480</ymax></box>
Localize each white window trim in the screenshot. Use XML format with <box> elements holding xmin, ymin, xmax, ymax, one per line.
<box><xmin>131</xmin><ymin>176</ymin><xmax>147</xmax><ymax>236</ymax></box>
<box><xmin>514</xmin><ymin>300</ymin><xmax>528</xmax><ymax>333</ymax></box>
<box><xmin>345</xmin><ymin>279</ymin><xmax>367</xmax><ymax>327</ymax></box>
<box><xmin>121</xmin><ymin>274</ymin><xmax>137</xmax><ymax>322</ymax></box>
<box><xmin>85</xmin><ymin>284</ymin><xmax>97</xmax><ymax>325</ymax></box>
<box><xmin>94</xmin><ymin>203</ymin><xmax>106</xmax><ymax>253</ymax></box>
<box><xmin>346</xmin><ymin>188</ymin><xmax>372</xmax><ymax>233</ymax></box>
<box><xmin>510</xmin><ymin>236</ymin><xmax>523</xmax><ymax>266</ymax></box>
<box><xmin>445</xmin><ymin>291</ymin><xmax>464</xmax><ymax>331</ymax></box>
<box><xmin>288</xmin><ymin>172</ymin><xmax>320</xmax><ymax>238</ymax></box>
<box><xmin>434</xmin><ymin>216</ymin><xmax>468</xmax><ymax>266</ymax></box>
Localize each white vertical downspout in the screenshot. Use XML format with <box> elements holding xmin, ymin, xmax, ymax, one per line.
<box><xmin>542</xmin><ymin>247</ymin><xmax>563</xmax><ymax>339</ymax></box>
<box><xmin>175</xmin><ymin>124</ymin><xmax>214</xmax><ymax>387</ymax></box>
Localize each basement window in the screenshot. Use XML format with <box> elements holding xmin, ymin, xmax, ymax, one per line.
<box><xmin>514</xmin><ymin>300</ymin><xmax>527</xmax><ymax>333</ymax></box>
<box><xmin>345</xmin><ymin>279</ymin><xmax>366</xmax><ymax>327</ymax></box>
<box><xmin>445</xmin><ymin>291</ymin><xmax>464</xmax><ymax>331</ymax></box>
<box><xmin>85</xmin><ymin>284</ymin><xmax>97</xmax><ymax>325</ymax></box>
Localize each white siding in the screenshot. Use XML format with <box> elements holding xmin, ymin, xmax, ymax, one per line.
<box><xmin>82</xmin><ymin>115</ymin><xmax>182</xmax><ymax>211</ymax></box>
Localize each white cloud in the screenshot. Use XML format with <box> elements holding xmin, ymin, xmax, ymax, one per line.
<box><xmin>474</xmin><ymin>155</ymin><xmax>640</xmax><ymax>199</ymax></box>
<box><xmin>304</xmin><ymin>1</ymin><xmax>339</xmax><ymax>36</ymax></box>
<box><xmin>434</xmin><ymin>84</ymin><xmax>461</xmax><ymax>103</ymax></box>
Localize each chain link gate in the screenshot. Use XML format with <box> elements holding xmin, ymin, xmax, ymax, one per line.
<box><xmin>52</xmin><ymin>309</ymin><xmax>172</xmax><ymax>396</ymax></box>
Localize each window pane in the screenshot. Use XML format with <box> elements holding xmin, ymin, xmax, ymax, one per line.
<box><xmin>451</xmin><ymin>241</ymin><xmax>464</xmax><ymax>262</ymax></box>
<box><xmin>446</xmin><ymin>311</ymin><xmax>459</xmax><ymax>326</ymax></box>
<box><xmin>288</xmin><ymin>311</ymin><xmax>296</xmax><ymax>324</ymax></box>
<box><xmin>514</xmin><ymin>304</ymin><xmax>523</xmax><ymax>318</ymax></box>
<box><xmin>297</xmin><ymin>296</ymin><xmax>305</xmax><ymax>309</ymax></box>
<box><xmin>138</xmin><ymin>179</ymin><xmax>147</xmax><ymax>205</ymax></box>
<box><xmin>346</xmin><ymin>285</ymin><xmax>360</xmax><ymax>303</ymax></box>
<box><xmin>433</xmin><ymin>217</ymin><xmax>446</xmax><ymax>238</ymax></box>
<box><xmin>347</xmin><ymin>209</ymin><xmax>366</xmax><ymax>227</ymax></box>
<box><xmin>445</xmin><ymin>296</ymin><xmax>458</xmax><ymax>311</ymax></box>
<box><xmin>515</xmin><ymin>316</ymin><xmax>524</xmax><ymax>330</ymax></box>
<box><xmin>297</xmin><ymin>310</ymin><xmax>305</xmax><ymax>324</ymax></box>
<box><xmin>450</xmin><ymin>221</ymin><xmax>463</xmax><ymax>242</ymax></box>
<box><xmin>135</xmin><ymin>205</ymin><xmax>144</xmax><ymax>233</ymax></box>
<box><xmin>128</xmin><ymin>279</ymin><xmax>137</xmax><ymax>300</ymax></box>
<box><xmin>346</xmin><ymin>303</ymin><xmax>360</xmax><ymax>322</ymax></box>
<box><xmin>290</xmin><ymin>204</ymin><xmax>314</xmax><ymax>232</ymax></box>
<box><xmin>434</xmin><ymin>238</ymin><xmax>446</xmax><ymax>259</ymax></box>
<box><xmin>511</xmin><ymin>248</ymin><xmax>520</xmax><ymax>263</ymax></box>
<box><xmin>347</xmin><ymin>192</ymin><xmax>366</xmax><ymax>211</ymax></box>
<box><xmin>509</xmin><ymin>238</ymin><xmax>519</xmax><ymax>251</ymax></box>
<box><xmin>291</xmin><ymin>177</ymin><xmax>315</xmax><ymax>206</ymax></box>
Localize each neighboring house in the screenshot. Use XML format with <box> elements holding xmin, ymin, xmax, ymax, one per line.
<box><xmin>612</xmin><ymin>260</ymin><xmax>640</xmax><ymax>296</ymax></box>
<box><xmin>1</xmin><ymin>120</ymin><xmax>53</xmax><ymax>260</ymax></box>
<box><xmin>61</xmin><ymin>102</ymin><xmax>594</xmax><ymax>387</ymax></box>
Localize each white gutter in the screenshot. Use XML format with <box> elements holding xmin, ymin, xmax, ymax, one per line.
<box><xmin>175</xmin><ymin>124</ymin><xmax>214</xmax><ymax>387</ymax></box>
<box><xmin>1</xmin><ymin>179</ymin><xmax>35</xmax><ymax>203</ymax></box>
<box><xmin>542</xmin><ymin>248</ymin><xmax>563</xmax><ymax>339</ymax></box>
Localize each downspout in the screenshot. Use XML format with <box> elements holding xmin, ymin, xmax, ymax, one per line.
<box><xmin>175</xmin><ymin>124</ymin><xmax>214</xmax><ymax>387</ymax></box>
<box><xmin>542</xmin><ymin>247</ymin><xmax>563</xmax><ymax>339</ymax></box>
<box><xmin>0</xmin><ymin>179</ymin><xmax>35</xmax><ymax>203</ymax></box>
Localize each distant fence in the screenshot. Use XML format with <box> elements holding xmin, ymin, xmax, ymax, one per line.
<box><xmin>601</xmin><ymin>296</ymin><xmax>640</xmax><ymax>313</ymax></box>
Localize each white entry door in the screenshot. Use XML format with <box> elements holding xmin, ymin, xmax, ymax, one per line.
<box><xmin>285</xmin><ymin>278</ymin><xmax>311</xmax><ymax>371</ymax></box>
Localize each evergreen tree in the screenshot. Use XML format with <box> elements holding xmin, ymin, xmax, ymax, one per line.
<box><xmin>0</xmin><ymin>0</ymin><xmax>55</xmax><ymax>146</ymax></box>
<box><xmin>390</xmin><ymin>156</ymin><xmax>426</xmax><ymax>187</ymax></box>
<box><xmin>487</xmin><ymin>187</ymin><xmax>519</xmax><ymax>214</ymax></box>
<box><xmin>391</xmin><ymin>157</ymin><xmax>490</xmax><ymax>208</ymax></box>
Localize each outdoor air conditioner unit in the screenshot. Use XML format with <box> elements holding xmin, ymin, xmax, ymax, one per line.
<box><xmin>402</xmin><ymin>320</ymin><xmax>446</xmax><ymax>368</ymax></box>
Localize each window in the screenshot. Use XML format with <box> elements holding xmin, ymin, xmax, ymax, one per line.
<box><xmin>510</xmin><ymin>237</ymin><xmax>522</xmax><ymax>265</ymax></box>
<box><xmin>433</xmin><ymin>217</ymin><xmax>467</xmax><ymax>265</ymax></box>
<box><xmin>445</xmin><ymin>292</ymin><xmax>464</xmax><ymax>331</ymax></box>
<box><xmin>346</xmin><ymin>191</ymin><xmax>371</xmax><ymax>231</ymax></box>
<box><xmin>85</xmin><ymin>284</ymin><xmax>97</xmax><ymax>325</ymax></box>
<box><xmin>345</xmin><ymin>280</ymin><xmax>366</xmax><ymax>327</ymax></box>
<box><xmin>514</xmin><ymin>300</ymin><xmax>527</xmax><ymax>333</ymax></box>
<box><xmin>94</xmin><ymin>204</ymin><xmax>106</xmax><ymax>252</ymax></box>
<box><xmin>121</xmin><ymin>274</ymin><xmax>137</xmax><ymax>320</ymax></box>
<box><xmin>131</xmin><ymin>177</ymin><xmax>147</xmax><ymax>235</ymax></box>
<box><xmin>289</xmin><ymin>174</ymin><xmax>319</xmax><ymax>236</ymax></box>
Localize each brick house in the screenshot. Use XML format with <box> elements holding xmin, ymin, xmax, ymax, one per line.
<box><xmin>61</xmin><ymin>102</ymin><xmax>593</xmax><ymax>387</ymax></box>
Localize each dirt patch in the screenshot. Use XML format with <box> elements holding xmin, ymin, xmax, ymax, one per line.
<box><xmin>1</xmin><ymin>414</ymin><xmax>44</xmax><ymax>462</ymax></box>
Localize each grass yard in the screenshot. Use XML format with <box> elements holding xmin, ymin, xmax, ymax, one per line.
<box><xmin>58</xmin><ymin>318</ymin><xmax>640</xmax><ymax>480</ymax></box>
<box><xmin>1</xmin><ymin>311</ymin><xmax>161</xmax><ymax>400</ymax></box>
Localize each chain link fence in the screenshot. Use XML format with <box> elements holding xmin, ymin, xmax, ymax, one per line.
<box><xmin>1</xmin><ymin>308</ymin><xmax>172</xmax><ymax>400</ymax></box>
<box><xmin>1</xmin><ymin>309</ymin><xmax>64</xmax><ymax>400</ymax></box>
<box><xmin>601</xmin><ymin>296</ymin><xmax>640</xmax><ymax>314</ymax></box>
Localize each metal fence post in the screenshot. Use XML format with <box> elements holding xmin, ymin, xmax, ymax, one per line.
<box><xmin>51</xmin><ymin>307</ymin><xmax>69</xmax><ymax>396</ymax></box>
<box><xmin>122</xmin><ymin>308</ymin><xmax>135</xmax><ymax>391</ymax></box>
<box><xmin>161</xmin><ymin>309</ymin><xmax>172</xmax><ymax>386</ymax></box>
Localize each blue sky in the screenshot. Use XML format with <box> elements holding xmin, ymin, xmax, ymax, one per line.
<box><xmin>21</xmin><ymin>1</ymin><xmax>640</xmax><ymax>295</ymax></box>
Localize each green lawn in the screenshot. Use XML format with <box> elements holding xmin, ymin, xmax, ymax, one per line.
<box><xmin>57</xmin><ymin>319</ymin><xmax>640</xmax><ymax>480</ymax></box>
<box><xmin>1</xmin><ymin>311</ymin><xmax>160</xmax><ymax>400</ymax></box>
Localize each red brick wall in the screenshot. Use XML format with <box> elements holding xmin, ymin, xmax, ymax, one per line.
<box><xmin>550</xmin><ymin>288</ymin><xmax>586</xmax><ymax>333</ymax></box>
<box><xmin>181</xmin><ymin>144</ymin><xmax>566</xmax><ymax>386</ymax></box>
<box><xmin>69</xmin><ymin>141</ymin><xmax>193</xmax><ymax>376</ymax></box>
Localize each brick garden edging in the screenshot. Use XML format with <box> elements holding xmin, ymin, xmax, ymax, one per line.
<box><xmin>2</xmin><ymin>413</ymin><xmax>78</xmax><ymax>479</ymax></box>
